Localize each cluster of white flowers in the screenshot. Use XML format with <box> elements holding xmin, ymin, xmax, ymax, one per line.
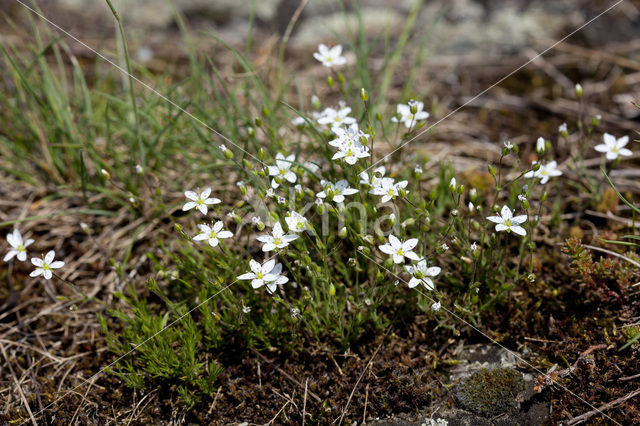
<box><xmin>329</xmin><ymin>124</ymin><xmax>370</xmax><ymax>165</ymax></box>
<box><xmin>4</xmin><ymin>229</ymin><xmax>64</xmax><ymax>280</ymax></box>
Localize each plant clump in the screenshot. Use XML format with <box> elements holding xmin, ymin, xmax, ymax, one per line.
<box><xmin>455</xmin><ymin>367</ymin><xmax>525</xmax><ymax>417</ymax></box>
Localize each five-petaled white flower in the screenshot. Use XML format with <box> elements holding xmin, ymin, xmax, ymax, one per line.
<box><xmin>285</xmin><ymin>211</ymin><xmax>310</xmax><ymax>233</ymax></box>
<box><xmin>317</xmin><ymin>106</ymin><xmax>357</xmax><ymax>130</ymax></box>
<box><xmin>193</xmin><ymin>221</ymin><xmax>233</xmax><ymax>247</ymax></box>
<box><xmin>237</xmin><ymin>259</ymin><xmax>288</xmax><ymax>294</ymax></box>
<box><xmin>268</xmin><ymin>153</ymin><xmax>297</xmax><ymax>189</ymax></box>
<box><xmin>30</xmin><ymin>250</ymin><xmax>64</xmax><ymax>280</ymax></box>
<box><xmin>182</xmin><ymin>188</ymin><xmax>221</xmax><ymax>215</ymax></box>
<box><xmin>379</xmin><ymin>235</ymin><xmax>421</xmax><ymax>264</ymax></box>
<box><xmin>256</xmin><ymin>223</ymin><xmax>298</xmax><ymax>252</ymax></box>
<box><xmin>391</xmin><ymin>101</ymin><xmax>429</xmax><ymax>128</ymax></box>
<box><xmin>524</xmin><ymin>161</ymin><xmax>563</xmax><ymax>184</ymax></box>
<box><xmin>4</xmin><ymin>229</ymin><xmax>34</xmax><ymax>262</ymax></box>
<box><xmin>313</xmin><ymin>44</ymin><xmax>347</xmax><ymax>68</ymax></box>
<box><xmin>487</xmin><ymin>205</ymin><xmax>527</xmax><ymax>236</ymax></box>
<box><xmin>317</xmin><ymin>179</ymin><xmax>359</xmax><ymax>203</ymax></box>
<box><xmin>370</xmin><ymin>177</ymin><xmax>409</xmax><ymax>203</ymax></box>
<box><xmin>594</xmin><ymin>133</ymin><xmax>632</xmax><ymax>160</ymax></box>
<box><xmin>405</xmin><ymin>259</ymin><xmax>441</xmax><ymax>290</ymax></box>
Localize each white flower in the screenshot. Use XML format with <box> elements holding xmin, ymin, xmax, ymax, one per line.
<box><xmin>182</xmin><ymin>188</ymin><xmax>221</xmax><ymax>215</ymax></box>
<box><xmin>193</xmin><ymin>221</ymin><xmax>233</xmax><ymax>247</ymax></box>
<box><xmin>329</xmin><ymin>125</ymin><xmax>370</xmax><ymax>165</ymax></box>
<box><xmin>536</xmin><ymin>137</ymin><xmax>546</xmax><ymax>154</ymax></box>
<box><xmin>30</xmin><ymin>250</ymin><xmax>64</xmax><ymax>280</ymax></box>
<box><xmin>277</xmin><ymin>196</ymin><xmax>286</xmax><ymax>205</ymax></box>
<box><xmin>313</xmin><ymin>43</ymin><xmax>347</xmax><ymax>68</ymax></box>
<box><xmin>486</xmin><ymin>205</ymin><xmax>527</xmax><ymax>236</ymax></box>
<box><xmin>594</xmin><ymin>133</ymin><xmax>632</xmax><ymax>160</ymax></box>
<box><xmin>468</xmin><ymin>202</ymin><xmax>475</xmax><ymax>212</ymax></box>
<box><xmin>404</xmin><ymin>259</ymin><xmax>441</xmax><ymax>289</ymax></box>
<box><xmin>256</xmin><ymin>223</ymin><xmax>298</xmax><ymax>252</ymax></box>
<box><xmin>524</xmin><ymin>161</ymin><xmax>563</xmax><ymax>184</ymax></box>
<box><xmin>518</xmin><ymin>194</ymin><xmax>527</xmax><ymax>202</ymax></box>
<box><xmin>470</xmin><ymin>241</ymin><xmax>478</xmax><ymax>251</ymax></box>
<box><xmin>370</xmin><ymin>177</ymin><xmax>408</xmax><ymax>203</ymax></box>
<box><xmin>504</xmin><ymin>140</ymin><xmax>514</xmax><ymax>150</ymax></box>
<box><xmin>558</xmin><ymin>123</ymin><xmax>567</xmax><ymax>134</ymax></box>
<box><xmin>414</xmin><ymin>164</ymin><xmax>423</xmax><ymax>174</ymax></box>
<box><xmin>291</xmin><ymin>116</ymin><xmax>307</xmax><ymax>127</ymax></box>
<box><xmin>360</xmin><ymin>166</ymin><xmax>386</xmax><ymax>188</ymax></box>
<box><xmin>431</xmin><ymin>301</ymin><xmax>442</xmax><ymax>312</ymax></box>
<box><xmin>265</xmin><ymin>188</ymin><xmax>275</xmax><ymax>198</ymax></box>
<box><xmin>219</xmin><ymin>144</ymin><xmax>227</xmax><ymax>152</ymax></box>
<box><xmin>379</xmin><ymin>235</ymin><xmax>420</xmax><ymax>264</ymax></box>
<box><xmin>268</xmin><ymin>153</ymin><xmax>297</xmax><ymax>189</ymax></box>
<box><xmin>237</xmin><ymin>259</ymin><xmax>288</xmax><ymax>294</ymax></box>
<box><xmin>391</xmin><ymin>101</ymin><xmax>429</xmax><ymax>128</ymax></box>
<box><xmin>4</xmin><ymin>229</ymin><xmax>34</xmax><ymax>262</ymax></box>
<box><xmin>317</xmin><ymin>106</ymin><xmax>356</xmax><ymax>130</ymax></box>
<box><xmin>316</xmin><ymin>179</ymin><xmax>359</xmax><ymax>203</ymax></box>
<box><xmin>242</xmin><ymin>305</ymin><xmax>251</xmax><ymax>314</ymax></box>
<box><xmin>285</xmin><ymin>211</ymin><xmax>310</xmax><ymax>233</ymax></box>
<box><xmin>441</xmin><ymin>243</ymin><xmax>449</xmax><ymax>251</ymax></box>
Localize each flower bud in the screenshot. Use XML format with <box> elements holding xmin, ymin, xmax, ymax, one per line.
<box><xmin>375</xmin><ymin>113</ymin><xmax>383</xmax><ymax>121</ymax></box>
<box><xmin>398</xmin><ymin>188</ymin><xmax>407</xmax><ymax>198</ymax></box>
<box><xmin>591</xmin><ymin>115</ymin><xmax>601</xmax><ymax>127</ymax></box>
<box><xmin>541</xmin><ymin>191</ymin><xmax>548</xmax><ymax>202</ymax></box>
<box><xmin>261</xmin><ymin>105</ymin><xmax>270</xmax><ymax>117</ymax></box>
<box><xmin>100</xmin><ymin>169</ymin><xmax>111</xmax><ymax>180</ymax></box>
<box><xmin>522</xmin><ymin>199</ymin><xmax>530</xmax><ymax>210</ymax></box>
<box><xmin>384</xmin><ymin>257</ymin><xmax>394</xmax><ymax>269</ymax></box>
<box><xmin>488</xmin><ymin>165</ymin><xmax>496</xmax><ymax>177</ymax></box>
<box><xmin>457</xmin><ymin>185</ymin><xmax>464</xmax><ymax>195</ymax></box>
<box><xmin>449</xmin><ymin>177</ymin><xmax>457</xmax><ymax>192</ymax></box>
<box><xmin>247</xmin><ymin>126</ymin><xmax>256</xmax><ymax>137</ymax></box>
<box><xmin>575</xmin><ymin>83</ymin><xmax>583</xmax><ymax>98</ymax></box>
<box><xmin>360</xmin><ymin>88</ymin><xmax>369</xmax><ymax>102</ymax></box>
<box><xmin>328</xmin><ymin>283</ymin><xmax>336</xmax><ymax>296</ymax></box>
<box><xmin>338</xmin><ymin>227</ymin><xmax>348</xmax><ymax>239</ymax></box>
<box><xmin>135</xmin><ymin>164</ymin><xmax>144</xmax><ymax>175</ymax></box>
<box><xmin>327</xmin><ymin>76</ymin><xmax>334</xmax><ymax>87</ymax></box>
<box><xmin>337</xmin><ymin>72</ymin><xmax>345</xmax><ymax>84</ymax></box>
<box><xmin>223</xmin><ymin>148</ymin><xmax>234</xmax><ymax>160</ymax></box>
<box><xmin>536</xmin><ymin>137</ymin><xmax>546</xmax><ymax>155</ymax></box>
<box><xmin>258</xmin><ymin>148</ymin><xmax>265</xmax><ymax>161</ymax></box>
<box><xmin>409</xmin><ymin>101</ymin><xmax>418</xmax><ymax>114</ymax></box>
<box><xmin>532</xmin><ymin>162</ymin><xmax>541</xmax><ymax>172</ymax></box>
<box><xmin>311</xmin><ymin>95</ymin><xmax>321</xmax><ymax>110</ymax></box>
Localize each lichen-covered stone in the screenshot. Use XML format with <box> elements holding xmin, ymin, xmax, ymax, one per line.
<box><xmin>455</xmin><ymin>367</ymin><xmax>525</xmax><ymax>417</ymax></box>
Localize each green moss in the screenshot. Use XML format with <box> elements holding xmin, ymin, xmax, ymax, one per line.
<box><xmin>455</xmin><ymin>367</ymin><xmax>525</xmax><ymax>417</ymax></box>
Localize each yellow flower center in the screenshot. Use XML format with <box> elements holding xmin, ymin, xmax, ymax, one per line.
<box><xmin>17</xmin><ymin>245</ymin><xmax>25</xmax><ymax>252</ymax></box>
<box><xmin>387</xmin><ymin>188</ymin><xmax>394</xmax><ymax>196</ymax></box>
<box><xmin>256</xmin><ymin>272</ymin><xmax>263</xmax><ymax>279</ymax></box>
<box><xmin>280</xmin><ymin>169</ymin><xmax>286</xmax><ymax>175</ymax></box>
<box><xmin>274</xmin><ymin>237</ymin><xmax>281</xmax><ymax>245</ymax></box>
<box><xmin>396</xmin><ymin>249</ymin><xmax>404</xmax><ymax>256</ymax></box>
<box><xmin>505</xmin><ymin>219</ymin><xmax>512</xmax><ymax>226</ymax></box>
